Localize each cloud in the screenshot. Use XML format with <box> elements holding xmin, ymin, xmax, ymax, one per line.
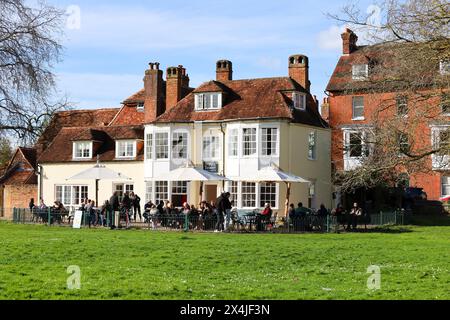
<box><xmin>56</xmin><ymin>72</ymin><xmax>142</xmax><ymax>109</ymax></box>
<box><xmin>316</xmin><ymin>25</ymin><xmax>344</xmax><ymax>51</ymax></box>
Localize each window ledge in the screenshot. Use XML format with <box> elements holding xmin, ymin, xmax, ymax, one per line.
<box><xmin>351</xmin><ymin>117</ymin><xmax>365</xmax><ymax>121</ymax></box>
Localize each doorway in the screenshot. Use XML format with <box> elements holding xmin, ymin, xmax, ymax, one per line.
<box><xmin>205</xmin><ymin>184</ymin><xmax>218</xmax><ymax>204</ymax></box>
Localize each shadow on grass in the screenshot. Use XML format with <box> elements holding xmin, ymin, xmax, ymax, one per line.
<box><xmin>407</xmin><ymin>214</ymin><xmax>450</xmax><ymax>226</ymax></box>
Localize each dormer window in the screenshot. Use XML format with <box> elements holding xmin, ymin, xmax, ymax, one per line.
<box><xmin>292</xmin><ymin>92</ymin><xmax>306</xmax><ymax>110</ymax></box>
<box><xmin>440</xmin><ymin>60</ymin><xmax>450</xmax><ymax>75</ymax></box>
<box><xmin>116</xmin><ymin>140</ymin><xmax>136</xmax><ymax>158</ymax></box>
<box><xmin>73</xmin><ymin>141</ymin><xmax>92</xmax><ymax>159</ymax></box>
<box><xmin>195</xmin><ymin>93</ymin><xmax>222</xmax><ymax>111</ymax></box>
<box><xmin>137</xmin><ymin>103</ymin><xmax>145</xmax><ymax>112</ymax></box>
<box><xmin>352</xmin><ymin>64</ymin><xmax>369</xmax><ymax>80</ymax></box>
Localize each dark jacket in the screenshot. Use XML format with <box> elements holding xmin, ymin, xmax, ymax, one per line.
<box><xmin>110</xmin><ymin>194</ymin><xmax>120</xmax><ymax>211</ymax></box>
<box><xmin>122</xmin><ymin>194</ymin><xmax>132</xmax><ymax>209</ymax></box>
<box><xmin>215</xmin><ymin>194</ymin><xmax>231</xmax><ymax>214</ymax></box>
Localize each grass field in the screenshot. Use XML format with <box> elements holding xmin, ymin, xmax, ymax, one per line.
<box><xmin>0</xmin><ymin>221</ymin><xmax>449</xmax><ymax>300</ymax></box>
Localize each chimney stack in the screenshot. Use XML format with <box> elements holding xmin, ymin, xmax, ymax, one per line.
<box><xmin>321</xmin><ymin>97</ymin><xmax>330</xmax><ymax>122</ymax></box>
<box><xmin>143</xmin><ymin>62</ymin><xmax>164</xmax><ymax>123</ymax></box>
<box><xmin>341</xmin><ymin>28</ymin><xmax>358</xmax><ymax>55</ymax></box>
<box><xmin>216</xmin><ymin>60</ymin><xmax>233</xmax><ymax>82</ymax></box>
<box><xmin>288</xmin><ymin>54</ymin><xmax>310</xmax><ymax>91</ymax></box>
<box><xmin>166</xmin><ymin>65</ymin><xmax>184</xmax><ymax>111</ymax></box>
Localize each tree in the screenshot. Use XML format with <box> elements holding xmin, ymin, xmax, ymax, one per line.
<box><xmin>0</xmin><ymin>137</ymin><xmax>12</xmax><ymax>168</ymax></box>
<box><xmin>0</xmin><ymin>0</ymin><xmax>68</xmax><ymax>145</ymax></box>
<box><xmin>328</xmin><ymin>0</ymin><xmax>450</xmax><ymax>193</ymax></box>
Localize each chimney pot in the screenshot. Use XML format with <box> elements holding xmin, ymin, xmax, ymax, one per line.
<box><xmin>288</xmin><ymin>54</ymin><xmax>310</xmax><ymax>91</ymax></box>
<box><xmin>216</xmin><ymin>59</ymin><xmax>233</xmax><ymax>81</ymax></box>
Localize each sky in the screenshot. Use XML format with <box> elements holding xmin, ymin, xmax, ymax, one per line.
<box><xmin>50</xmin><ymin>0</ymin><xmax>377</xmax><ymax>109</ymax></box>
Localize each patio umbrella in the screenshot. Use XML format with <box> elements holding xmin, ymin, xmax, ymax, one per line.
<box><xmin>153</xmin><ymin>161</ymin><xmax>227</xmax><ymax>199</ymax></box>
<box><xmin>232</xmin><ymin>163</ymin><xmax>310</xmax><ymax>216</ymax></box>
<box><xmin>66</xmin><ymin>157</ymin><xmax>131</xmax><ymax>205</ymax></box>
<box><xmin>440</xmin><ymin>195</ymin><xmax>450</xmax><ymax>202</ymax></box>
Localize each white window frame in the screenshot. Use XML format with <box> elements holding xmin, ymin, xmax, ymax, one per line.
<box><xmin>259</xmin><ymin>182</ymin><xmax>278</xmax><ymax>209</ymax></box>
<box><xmin>241</xmin><ymin>181</ymin><xmax>257</xmax><ymax>209</ymax></box>
<box><xmin>228</xmin><ymin>128</ymin><xmax>239</xmax><ymax>157</ymax></box>
<box><xmin>293</xmin><ymin>92</ymin><xmax>306</xmax><ymax>111</ymax></box>
<box><xmin>261</xmin><ymin>127</ymin><xmax>279</xmax><ymax>157</ymax></box>
<box><xmin>195</xmin><ymin>93</ymin><xmax>222</xmax><ymax>111</ymax></box>
<box><xmin>147</xmin><ymin>181</ymin><xmax>190</xmax><ymax>207</ymax></box>
<box><xmin>171</xmin><ymin>131</ymin><xmax>189</xmax><ymax>160</ymax></box>
<box><xmin>352</xmin><ymin>96</ymin><xmax>365</xmax><ymax>120</ymax></box>
<box><xmin>114</xmin><ymin>183</ymin><xmax>134</xmax><ymax>201</ymax></box>
<box><xmin>442</xmin><ymin>175</ymin><xmax>450</xmax><ymax>197</ymax></box>
<box><xmin>202</xmin><ymin>135</ymin><xmax>221</xmax><ymax>160</ymax></box>
<box><xmin>73</xmin><ymin>141</ymin><xmax>93</xmax><ymax>160</ymax></box>
<box><xmin>352</xmin><ymin>64</ymin><xmax>369</xmax><ymax>80</ymax></box>
<box><xmin>242</xmin><ymin>127</ymin><xmax>257</xmax><ymax>157</ymax></box>
<box><xmin>115</xmin><ymin>140</ymin><xmax>136</xmax><ymax>159</ymax></box>
<box><xmin>146</xmin><ymin>133</ymin><xmax>153</xmax><ymax>160</ymax></box>
<box><xmin>308</xmin><ymin>131</ymin><xmax>317</xmax><ymax>160</ymax></box>
<box><xmin>396</xmin><ymin>96</ymin><xmax>408</xmax><ymax>117</ymax></box>
<box><xmin>227</xmin><ymin>181</ymin><xmax>279</xmax><ymax>210</ymax></box>
<box><xmin>155</xmin><ymin>131</ymin><xmax>169</xmax><ymax>160</ymax></box>
<box><xmin>55</xmin><ymin>185</ymin><xmax>88</xmax><ymax>209</ymax></box>
<box><xmin>431</xmin><ymin>126</ymin><xmax>450</xmax><ymax>170</ymax></box>
<box><xmin>343</xmin><ymin>130</ymin><xmax>371</xmax><ymax>159</ymax></box>
<box><xmin>137</xmin><ymin>102</ymin><xmax>145</xmax><ymax>112</ymax></box>
<box><xmin>440</xmin><ymin>60</ymin><xmax>450</xmax><ymax>76</ymax></box>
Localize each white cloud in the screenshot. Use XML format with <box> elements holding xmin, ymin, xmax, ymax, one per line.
<box><xmin>56</xmin><ymin>72</ymin><xmax>142</xmax><ymax>109</ymax></box>
<box><xmin>316</xmin><ymin>25</ymin><xmax>344</xmax><ymax>51</ymax></box>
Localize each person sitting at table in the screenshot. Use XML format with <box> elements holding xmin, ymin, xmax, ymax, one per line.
<box><xmin>256</xmin><ymin>203</ymin><xmax>272</xmax><ymax>231</ymax></box>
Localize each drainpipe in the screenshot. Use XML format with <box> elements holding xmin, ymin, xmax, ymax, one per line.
<box><xmin>220</xmin><ymin>123</ymin><xmax>226</xmax><ymax>191</ymax></box>
<box><xmin>36</xmin><ymin>164</ymin><xmax>43</xmax><ymax>203</ymax></box>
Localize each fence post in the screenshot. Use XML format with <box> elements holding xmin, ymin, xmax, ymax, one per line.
<box><xmin>380</xmin><ymin>211</ymin><xmax>383</xmax><ymax>226</ymax></box>
<box><xmin>47</xmin><ymin>207</ymin><xmax>51</xmax><ymax>226</ymax></box>
<box><xmin>394</xmin><ymin>211</ymin><xmax>397</xmax><ymax>225</ymax></box>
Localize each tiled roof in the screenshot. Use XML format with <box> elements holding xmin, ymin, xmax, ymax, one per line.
<box><xmin>36</xmin><ymin>108</ymin><xmax>120</xmax><ymax>154</ymax></box>
<box><xmin>38</xmin><ymin>126</ymin><xmax>145</xmax><ymax>163</ymax></box>
<box><xmin>109</xmin><ymin>105</ymin><xmax>145</xmax><ymax>126</ymax></box>
<box><xmin>123</xmin><ymin>89</ymin><xmax>145</xmax><ymax>103</ymax></box>
<box><xmin>18</xmin><ymin>147</ymin><xmax>37</xmax><ymax>168</ymax></box>
<box><xmin>155</xmin><ymin>77</ymin><xmax>328</xmax><ymax>127</ymax></box>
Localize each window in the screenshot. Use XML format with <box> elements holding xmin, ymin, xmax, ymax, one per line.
<box><xmin>352</xmin><ymin>64</ymin><xmax>369</xmax><ymax>80</ymax></box>
<box><xmin>145</xmin><ymin>182</ymin><xmax>152</xmax><ymax>203</ymax></box>
<box><xmin>116</xmin><ymin>140</ymin><xmax>136</xmax><ymax>158</ymax></box>
<box><xmin>241</xmin><ymin>182</ymin><xmax>256</xmax><ymax>208</ymax></box>
<box><xmin>345</xmin><ymin>131</ymin><xmax>370</xmax><ymax>158</ymax></box>
<box><xmin>203</xmin><ymin>136</ymin><xmax>220</xmax><ymax>159</ymax></box>
<box><xmin>308</xmin><ymin>181</ymin><xmax>316</xmax><ymax>209</ymax></box>
<box><xmin>171</xmin><ymin>181</ymin><xmax>188</xmax><ymax>207</ymax></box>
<box><xmin>137</xmin><ymin>103</ymin><xmax>145</xmax><ymax>112</ymax></box>
<box><xmin>308</xmin><ymin>131</ymin><xmax>317</xmax><ymax>160</ymax></box>
<box><xmin>229</xmin><ymin>181</ymin><xmax>238</xmax><ymax>206</ymax></box>
<box><xmin>114</xmin><ymin>183</ymin><xmax>134</xmax><ymax>201</ymax></box>
<box><xmin>440</xmin><ymin>60</ymin><xmax>450</xmax><ymax>75</ymax></box>
<box><xmin>155</xmin><ymin>181</ymin><xmax>169</xmax><ymax>203</ymax></box>
<box><xmin>55</xmin><ymin>185</ymin><xmax>88</xmax><ymax>208</ymax></box>
<box><xmin>352</xmin><ymin>96</ymin><xmax>364</xmax><ymax>120</ymax></box>
<box><xmin>260</xmin><ymin>182</ymin><xmax>277</xmax><ymax>208</ymax></box>
<box><xmin>293</xmin><ymin>92</ymin><xmax>306</xmax><ymax>110</ymax></box>
<box><xmin>155</xmin><ymin>132</ymin><xmax>169</xmax><ymax>159</ymax></box>
<box><xmin>172</xmin><ymin>132</ymin><xmax>188</xmax><ymax>159</ymax></box>
<box><xmin>261</xmin><ymin>128</ymin><xmax>278</xmax><ymax>156</ymax></box>
<box><xmin>146</xmin><ymin>133</ymin><xmax>153</xmax><ymax>160</ymax></box>
<box><xmin>398</xmin><ymin>132</ymin><xmax>410</xmax><ymax>155</ymax></box>
<box><xmin>442</xmin><ymin>176</ymin><xmax>450</xmax><ymax>196</ymax></box>
<box><xmin>195</xmin><ymin>93</ymin><xmax>221</xmax><ymax>110</ymax></box>
<box><xmin>73</xmin><ymin>141</ymin><xmax>92</xmax><ymax>159</ymax></box>
<box><xmin>243</xmin><ymin>128</ymin><xmax>257</xmax><ymax>156</ymax></box>
<box><xmin>396</xmin><ymin>96</ymin><xmax>408</xmax><ymax>116</ymax></box>
<box><xmin>442</xmin><ymin>94</ymin><xmax>450</xmax><ymax>115</ymax></box>
<box><xmin>228</xmin><ymin>129</ymin><xmax>238</xmax><ymax>157</ymax></box>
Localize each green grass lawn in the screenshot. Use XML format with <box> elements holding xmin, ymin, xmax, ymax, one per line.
<box><xmin>0</xmin><ymin>221</ymin><xmax>448</xmax><ymax>300</ymax></box>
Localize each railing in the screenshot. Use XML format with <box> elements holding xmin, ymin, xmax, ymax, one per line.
<box><xmin>7</xmin><ymin>207</ymin><xmax>405</xmax><ymax>233</ymax></box>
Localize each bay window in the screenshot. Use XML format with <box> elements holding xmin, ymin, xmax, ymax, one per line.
<box><xmin>155</xmin><ymin>132</ymin><xmax>169</xmax><ymax>159</ymax></box>
<box><xmin>243</xmin><ymin>128</ymin><xmax>257</xmax><ymax>156</ymax></box>
<box><xmin>203</xmin><ymin>136</ymin><xmax>220</xmax><ymax>159</ymax></box>
<box><xmin>172</xmin><ymin>132</ymin><xmax>188</xmax><ymax>159</ymax></box>
<box><xmin>261</xmin><ymin>128</ymin><xmax>278</xmax><ymax>156</ymax></box>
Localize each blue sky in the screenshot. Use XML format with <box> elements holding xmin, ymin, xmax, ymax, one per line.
<box><xmin>51</xmin><ymin>0</ymin><xmax>376</xmax><ymax>109</ymax></box>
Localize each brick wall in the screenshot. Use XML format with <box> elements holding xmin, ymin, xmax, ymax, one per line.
<box><xmin>3</xmin><ymin>184</ymin><xmax>37</xmax><ymax>219</ymax></box>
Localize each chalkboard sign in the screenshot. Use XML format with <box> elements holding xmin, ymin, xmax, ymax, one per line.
<box><xmin>72</xmin><ymin>211</ymin><xmax>83</xmax><ymax>229</ymax></box>
<box><xmin>203</xmin><ymin>161</ymin><xmax>219</xmax><ymax>173</ymax></box>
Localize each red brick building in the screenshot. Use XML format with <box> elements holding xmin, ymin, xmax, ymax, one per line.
<box><xmin>325</xmin><ymin>29</ymin><xmax>449</xmax><ymax>210</ymax></box>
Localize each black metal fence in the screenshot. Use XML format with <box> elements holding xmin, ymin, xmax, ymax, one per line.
<box><xmin>9</xmin><ymin>207</ymin><xmax>405</xmax><ymax>233</ymax></box>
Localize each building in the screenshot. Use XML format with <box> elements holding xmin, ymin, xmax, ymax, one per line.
<box><xmin>325</xmin><ymin>28</ymin><xmax>449</xmax><ymax>209</ymax></box>
<box><xmin>142</xmin><ymin>57</ymin><xmax>331</xmax><ymax>213</ymax></box>
<box><xmin>0</xmin><ymin>147</ymin><xmax>37</xmax><ymax>219</ymax></box>
<box><xmin>36</xmin><ymin>54</ymin><xmax>331</xmax><ymax>215</ymax></box>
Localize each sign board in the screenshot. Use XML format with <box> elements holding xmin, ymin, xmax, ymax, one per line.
<box><xmin>72</xmin><ymin>210</ymin><xmax>83</xmax><ymax>229</ymax></box>
<box><xmin>203</xmin><ymin>161</ymin><xmax>219</xmax><ymax>173</ymax></box>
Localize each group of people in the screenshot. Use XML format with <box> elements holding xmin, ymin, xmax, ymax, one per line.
<box><xmin>332</xmin><ymin>202</ymin><xmax>368</xmax><ymax>231</ymax></box>
<box><xmin>141</xmin><ymin>192</ymin><xmax>233</xmax><ymax>232</ymax></box>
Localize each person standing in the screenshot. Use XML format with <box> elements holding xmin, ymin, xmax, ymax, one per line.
<box><xmin>347</xmin><ymin>202</ymin><xmax>362</xmax><ymax>231</ymax></box>
<box><xmin>215</xmin><ymin>192</ymin><xmax>231</xmax><ymax>232</ymax></box>
<box><xmin>130</xmin><ymin>192</ymin><xmax>142</xmax><ymax>222</ymax></box>
<box><xmin>109</xmin><ymin>191</ymin><xmax>120</xmax><ymax>229</ymax></box>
